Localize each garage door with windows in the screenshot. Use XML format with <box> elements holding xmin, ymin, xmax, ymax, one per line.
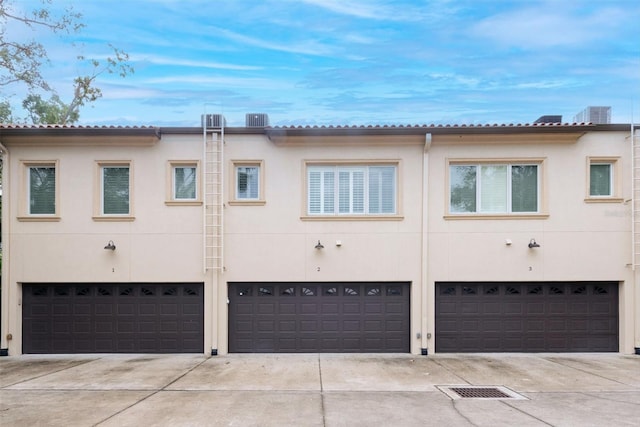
<box><xmin>22</xmin><ymin>283</ymin><xmax>204</xmax><ymax>354</ymax></box>
<box><xmin>228</xmin><ymin>282</ymin><xmax>410</xmax><ymax>353</ymax></box>
<box><xmin>435</xmin><ymin>282</ymin><xmax>618</xmax><ymax>352</ymax></box>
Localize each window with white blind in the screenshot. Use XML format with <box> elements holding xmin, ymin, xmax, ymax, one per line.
<box><xmin>236</xmin><ymin>166</ymin><xmax>260</xmax><ymax>199</ymax></box>
<box><xmin>28</xmin><ymin>165</ymin><xmax>57</xmax><ymax>215</ymax></box>
<box><xmin>449</xmin><ymin>163</ymin><xmax>539</xmax><ymax>214</ymax></box>
<box><xmin>101</xmin><ymin>164</ymin><xmax>130</xmax><ymax>215</ymax></box>
<box><xmin>307</xmin><ymin>165</ymin><xmax>397</xmax><ymax>215</ymax></box>
<box><xmin>174</xmin><ymin>165</ymin><xmax>197</xmax><ymax>200</ymax></box>
<box><xmin>230</xmin><ymin>160</ymin><xmax>265</xmax><ymax>205</ymax></box>
<box><xmin>589</xmin><ymin>163</ymin><xmax>612</xmax><ymax>196</ymax></box>
<box><xmin>585</xmin><ymin>157</ymin><xmax>621</xmax><ymax>202</ymax></box>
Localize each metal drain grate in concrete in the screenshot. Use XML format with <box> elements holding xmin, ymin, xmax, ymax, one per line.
<box><xmin>437</xmin><ymin>385</ymin><xmax>528</xmax><ymax>400</ymax></box>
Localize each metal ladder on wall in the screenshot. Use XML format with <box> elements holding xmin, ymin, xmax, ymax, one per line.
<box><xmin>203</xmin><ymin>117</ymin><xmax>224</xmax><ymax>272</ymax></box>
<box><xmin>632</xmin><ymin>124</ymin><xmax>640</xmax><ymax>269</ymax></box>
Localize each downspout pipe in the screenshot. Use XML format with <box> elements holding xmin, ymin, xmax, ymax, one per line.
<box><xmin>0</xmin><ymin>140</ymin><xmax>9</xmax><ymax>356</ymax></box>
<box><xmin>421</xmin><ymin>133</ymin><xmax>432</xmax><ymax>355</ymax></box>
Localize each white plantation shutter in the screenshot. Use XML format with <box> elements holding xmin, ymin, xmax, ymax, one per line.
<box><xmin>308</xmin><ymin>165</ymin><xmax>396</xmax><ymax>215</ymax></box>
<box><xmin>338</xmin><ymin>168</ymin><xmax>365</xmax><ymax>214</ymax></box>
<box><xmin>308</xmin><ymin>170</ymin><xmax>322</xmax><ymax>214</ymax></box>
<box><xmin>353</xmin><ymin>170</ymin><xmax>365</xmax><ymax>213</ymax></box>
<box><xmin>369</xmin><ymin>166</ymin><xmax>396</xmax><ymax>214</ymax></box>
<box><xmin>323</xmin><ymin>171</ymin><xmax>335</xmax><ymax>213</ymax></box>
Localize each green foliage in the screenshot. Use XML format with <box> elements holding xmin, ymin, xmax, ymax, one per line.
<box><xmin>23</xmin><ymin>94</ymin><xmax>79</xmax><ymax>124</ymax></box>
<box><xmin>0</xmin><ymin>1</ymin><xmax>133</xmax><ymax>124</ymax></box>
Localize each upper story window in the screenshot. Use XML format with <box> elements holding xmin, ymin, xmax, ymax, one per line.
<box><xmin>237</xmin><ymin>166</ymin><xmax>259</xmax><ymax>199</ymax></box>
<box><xmin>586</xmin><ymin>157</ymin><xmax>622</xmax><ymax>203</ymax></box>
<box><xmin>174</xmin><ymin>166</ymin><xmax>197</xmax><ymax>200</ymax></box>
<box><xmin>307</xmin><ymin>164</ymin><xmax>397</xmax><ymax>216</ymax></box>
<box><xmin>102</xmin><ymin>165</ymin><xmax>130</xmax><ymax>214</ymax></box>
<box><xmin>19</xmin><ymin>160</ymin><xmax>60</xmax><ymax>221</ymax></box>
<box><xmin>165</xmin><ymin>161</ymin><xmax>201</xmax><ymax>206</ymax></box>
<box><xmin>449</xmin><ymin>161</ymin><xmax>543</xmax><ymax>216</ymax></box>
<box><xmin>229</xmin><ymin>160</ymin><xmax>265</xmax><ymax>205</ymax></box>
<box><xmin>94</xmin><ymin>161</ymin><xmax>134</xmax><ymax>221</ymax></box>
<box><xmin>29</xmin><ymin>165</ymin><xmax>56</xmax><ymax>214</ymax></box>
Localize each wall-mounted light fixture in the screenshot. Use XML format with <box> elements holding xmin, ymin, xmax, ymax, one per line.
<box><xmin>104</xmin><ymin>240</ymin><xmax>116</xmax><ymax>251</ymax></box>
<box><xmin>528</xmin><ymin>238</ymin><xmax>540</xmax><ymax>249</ymax></box>
<box><xmin>314</xmin><ymin>240</ymin><xmax>324</xmax><ymax>250</ymax></box>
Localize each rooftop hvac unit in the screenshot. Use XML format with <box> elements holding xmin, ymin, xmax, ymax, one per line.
<box><xmin>534</xmin><ymin>115</ymin><xmax>562</xmax><ymax>124</ymax></box>
<box><xmin>573</xmin><ymin>106</ymin><xmax>611</xmax><ymax>124</ymax></box>
<box><xmin>245</xmin><ymin>113</ymin><xmax>269</xmax><ymax>127</ymax></box>
<box><xmin>201</xmin><ymin>114</ymin><xmax>226</xmax><ymax>128</ymax></box>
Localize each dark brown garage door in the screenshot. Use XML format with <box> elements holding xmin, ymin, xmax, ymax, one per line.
<box><xmin>228</xmin><ymin>282</ymin><xmax>410</xmax><ymax>353</ymax></box>
<box><xmin>23</xmin><ymin>283</ymin><xmax>204</xmax><ymax>354</ymax></box>
<box><xmin>435</xmin><ymin>282</ymin><xmax>618</xmax><ymax>352</ymax></box>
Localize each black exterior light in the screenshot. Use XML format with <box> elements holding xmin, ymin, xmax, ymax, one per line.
<box><xmin>315</xmin><ymin>240</ymin><xmax>324</xmax><ymax>250</ymax></box>
<box><xmin>104</xmin><ymin>240</ymin><xmax>116</xmax><ymax>250</ymax></box>
<box><xmin>528</xmin><ymin>238</ymin><xmax>540</xmax><ymax>249</ymax></box>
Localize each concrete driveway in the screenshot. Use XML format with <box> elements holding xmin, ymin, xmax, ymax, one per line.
<box><xmin>1</xmin><ymin>353</ymin><xmax>639</xmax><ymax>426</ymax></box>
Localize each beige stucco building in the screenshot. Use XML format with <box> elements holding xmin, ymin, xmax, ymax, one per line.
<box><xmin>1</xmin><ymin>118</ymin><xmax>638</xmax><ymax>356</ymax></box>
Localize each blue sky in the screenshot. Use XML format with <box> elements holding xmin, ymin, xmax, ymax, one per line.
<box><xmin>7</xmin><ymin>0</ymin><xmax>640</xmax><ymax>126</ymax></box>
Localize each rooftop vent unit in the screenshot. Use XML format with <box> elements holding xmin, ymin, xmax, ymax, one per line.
<box><xmin>201</xmin><ymin>114</ymin><xmax>226</xmax><ymax>128</ymax></box>
<box><xmin>245</xmin><ymin>113</ymin><xmax>269</xmax><ymax>127</ymax></box>
<box><xmin>573</xmin><ymin>106</ymin><xmax>611</xmax><ymax>124</ymax></box>
<box><xmin>534</xmin><ymin>115</ymin><xmax>562</xmax><ymax>124</ymax></box>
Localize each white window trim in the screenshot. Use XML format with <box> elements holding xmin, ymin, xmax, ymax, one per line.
<box><xmin>585</xmin><ymin>156</ymin><xmax>623</xmax><ymax>203</ymax></box>
<box><xmin>166</xmin><ymin>160</ymin><xmax>202</xmax><ymax>206</ymax></box>
<box><xmin>18</xmin><ymin>160</ymin><xmax>61</xmax><ymax>222</ymax></box>
<box><xmin>302</xmin><ymin>160</ymin><xmax>402</xmax><ymax>220</ymax></box>
<box><xmin>93</xmin><ymin>160</ymin><xmax>135</xmax><ymax>221</ymax></box>
<box><xmin>229</xmin><ymin>160</ymin><xmax>265</xmax><ymax>206</ymax></box>
<box><xmin>445</xmin><ymin>158</ymin><xmax>548</xmax><ymax>220</ymax></box>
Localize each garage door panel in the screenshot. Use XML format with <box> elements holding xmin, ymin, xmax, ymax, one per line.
<box><xmin>343</xmin><ymin>303</ymin><xmax>361</xmax><ymax>314</ymax></box>
<box><xmin>229</xmin><ymin>282</ymin><xmax>410</xmax><ymax>353</ymax></box>
<box><xmin>569</xmin><ymin>302</ymin><xmax>589</xmax><ymax>315</ymax></box>
<box><xmin>438</xmin><ymin>302</ymin><xmax>457</xmax><ymax>315</ymax></box>
<box><xmin>504</xmin><ymin>303</ymin><xmax>523</xmax><ymax>315</ymax></box>
<box><xmin>461</xmin><ymin>303</ymin><xmax>479</xmax><ymax>314</ymax></box>
<box><xmin>257</xmin><ymin>303</ymin><xmax>275</xmax><ymax>314</ymax></box>
<box><xmin>482</xmin><ymin>302</ymin><xmax>501</xmax><ymax>314</ymax></box>
<box><xmin>436</xmin><ymin>282</ymin><xmax>618</xmax><ymax>352</ymax></box>
<box><xmin>52</xmin><ymin>304</ymin><xmax>71</xmax><ymax>316</ymax></box>
<box><xmin>74</xmin><ymin>321</ymin><xmax>91</xmax><ymax>333</ymax></box>
<box><xmin>300</xmin><ymin>320</ymin><xmax>318</xmax><ymax>332</ymax></box>
<box><xmin>300</xmin><ymin>303</ymin><xmax>318</xmax><ymax>314</ymax></box>
<box><xmin>461</xmin><ymin>320</ymin><xmax>479</xmax><ymax>332</ymax></box>
<box><xmin>235</xmin><ymin>303</ymin><xmax>253</xmax><ymax>315</ymax></box>
<box><xmin>501</xmin><ymin>319</ymin><xmax>520</xmax><ymax>332</ymax></box>
<box><xmin>321</xmin><ymin>303</ymin><xmax>339</xmax><ymax>314</ymax></box>
<box><xmin>277</xmin><ymin>320</ymin><xmax>294</xmax><ymax>331</ymax></box>
<box><xmin>74</xmin><ymin>305</ymin><xmax>91</xmax><ymax>316</ymax></box>
<box><xmin>525</xmin><ymin>302</ymin><xmax>545</xmax><ymax>315</ymax></box>
<box><xmin>482</xmin><ymin>319</ymin><xmax>502</xmax><ymax>332</ymax></box>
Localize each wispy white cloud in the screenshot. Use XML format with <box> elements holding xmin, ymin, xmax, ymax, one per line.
<box><xmin>134</xmin><ymin>54</ymin><xmax>263</xmax><ymax>71</ymax></box>
<box><xmin>296</xmin><ymin>0</ymin><xmax>454</xmax><ymax>22</ymax></box>
<box><xmin>212</xmin><ymin>27</ymin><xmax>336</xmax><ymax>56</ymax></box>
<box><xmin>143</xmin><ymin>75</ymin><xmax>296</xmax><ymax>91</ymax></box>
<box><xmin>470</xmin><ymin>4</ymin><xmax>629</xmax><ymax>49</ymax></box>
